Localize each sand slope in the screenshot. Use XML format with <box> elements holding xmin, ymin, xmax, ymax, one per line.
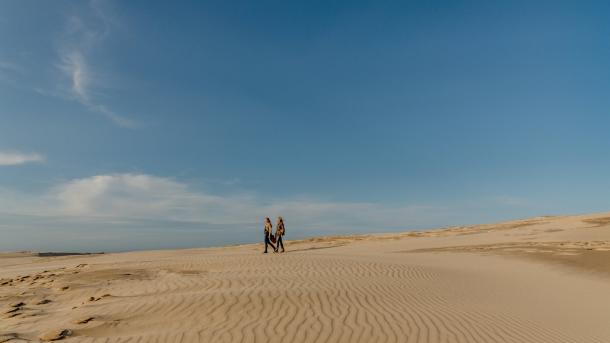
<box><xmin>2</xmin><ymin>212</ymin><xmax>610</xmax><ymax>342</ymax></box>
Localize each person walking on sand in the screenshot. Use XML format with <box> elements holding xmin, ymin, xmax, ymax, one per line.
<box><xmin>275</xmin><ymin>216</ymin><xmax>286</xmax><ymax>253</ymax></box>
<box><xmin>263</xmin><ymin>217</ymin><xmax>277</xmax><ymax>253</ymax></box>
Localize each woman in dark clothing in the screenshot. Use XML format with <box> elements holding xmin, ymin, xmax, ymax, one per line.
<box><xmin>263</xmin><ymin>217</ymin><xmax>277</xmax><ymax>253</ymax></box>
<box><xmin>275</xmin><ymin>216</ymin><xmax>286</xmax><ymax>253</ymax></box>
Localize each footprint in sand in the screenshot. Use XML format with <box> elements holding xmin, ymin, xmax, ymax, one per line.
<box><xmin>87</xmin><ymin>294</ymin><xmax>112</xmax><ymax>302</ymax></box>
<box><xmin>73</xmin><ymin>316</ymin><xmax>95</xmax><ymax>324</ymax></box>
<box><xmin>4</xmin><ymin>307</ymin><xmax>22</xmax><ymax>314</ymax></box>
<box><xmin>16</xmin><ymin>276</ymin><xmax>30</xmax><ymax>282</ymax></box>
<box><xmin>39</xmin><ymin>329</ymin><xmax>72</xmax><ymax>341</ymax></box>
<box><xmin>0</xmin><ymin>279</ymin><xmax>13</xmax><ymax>286</ymax></box>
<box><xmin>3</xmin><ymin>307</ymin><xmax>24</xmax><ymax>319</ymax></box>
<box><xmin>20</xmin><ymin>310</ymin><xmax>44</xmax><ymax>318</ymax></box>
<box><xmin>0</xmin><ymin>333</ymin><xmax>22</xmax><ymax>343</ymax></box>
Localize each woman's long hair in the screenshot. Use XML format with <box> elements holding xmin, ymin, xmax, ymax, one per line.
<box><xmin>277</xmin><ymin>216</ymin><xmax>283</xmax><ymax>225</ymax></box>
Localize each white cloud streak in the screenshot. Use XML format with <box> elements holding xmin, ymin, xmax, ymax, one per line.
<box><xmin>56</xmin><ymin>1</ymin><xmax>137</xmax><ymax>128</ymax></box>
<box><xmin>61</xmin><ymin>51</ymin><xmax>88</xmax><ymax>100</ymax></box>
<box><xmin>0</xmin><ymin>152</ymin><xmax>44</xmax><ymax>166</ymax></box>
<box><xmin>0</xmin><ymin>173</ymin><xmax>443</xmax><ymax>231</ymax></box>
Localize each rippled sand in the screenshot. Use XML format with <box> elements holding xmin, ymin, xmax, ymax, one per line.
<box><xmin>2</xmin><ymin>212</ymin><xmax>610</xmax><ymax>342</ymax></box>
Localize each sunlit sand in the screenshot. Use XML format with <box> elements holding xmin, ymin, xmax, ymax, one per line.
<box><xmin>2</xmin><ymin>212</ymin><xmax>610</xmax><ymax>342</ymax></box>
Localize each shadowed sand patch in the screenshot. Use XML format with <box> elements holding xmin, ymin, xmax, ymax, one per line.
<box><xmin>410</xmin><ymin>241</ymin><xmax>610</xmax><ymax>276</ymax></box>
<box><xmin>0</xmin><ymin>333</ymin><xmax>22</xmax><ymax>343</ymax></box>
<box><xmin>37</xmin><ymin>252</ymin><xmax>103</xmax><ymax>257</ymax></box>
<box><xmin>39</xmin><ymin>329</ymin><xmax>72</xmax><ymax>341</ymax></box>
<box><xmin>582</xmin><ymin>216</ymin><xmax>610</xmax><ymax>227</ymax></box>
<box><xmin>59</xmin><ymin>268</ymin><xmax>152</xmax><ymax>284</ymax></box>
<box><xmin>73</xmin><ymin>316</ymin><xmax>95</xmax><ymax>324</ymax></box>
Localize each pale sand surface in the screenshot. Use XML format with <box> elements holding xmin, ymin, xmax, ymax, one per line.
<box><xmin>1</xmin><ymin>212</ymin><xmax>610</xmax><ymax>342</ymax></box>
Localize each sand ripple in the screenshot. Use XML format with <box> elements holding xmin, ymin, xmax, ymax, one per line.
<box><xmin>3</xmin><ymin>212</ymin><xmax>610</xmax><ymax>342</ymax></box>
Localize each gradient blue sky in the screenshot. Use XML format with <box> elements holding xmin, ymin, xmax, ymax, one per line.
<box><xmin>2</xmin><ymin>0</ymin><xmax>610</xmax><ymax>251</ymax></box>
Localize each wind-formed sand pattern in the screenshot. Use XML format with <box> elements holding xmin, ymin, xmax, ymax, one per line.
<box><xmin>1</xmin><ymin>212</ymin><xmax>610</xmax><ymax>342</ymax></box>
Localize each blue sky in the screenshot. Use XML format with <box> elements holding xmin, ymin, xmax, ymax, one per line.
<box><xmin>2</xmin><ymin>0</ymin><xmax>610</xmax><ymax>251</ymax></box>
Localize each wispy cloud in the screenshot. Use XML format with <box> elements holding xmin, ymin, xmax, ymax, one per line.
<box><xmin>1</xmin><ymin>2</ymin><xmax>137</xmax><ymax>128</ymax></box>
<box><xmin>0</xmin><ymin>173</ymin><xmax>444</xmax><ymax>230</ymax></box>
<box><xmin>58</xmin><ymin>50</ymin><xmax>137</xmax><ymax>128</ymax></box>
<box><xmin>56</xmin><ymin>1</ymin><xmax>137</xmax><ymax>128</ymax></box>
<box><xmin>53</xmin><ymin>173</ymin><xmax>439</xmax><ymax>229</ymax></box>
<box><xmin>59</xmin><ymin>51</ymin><xmax>89</xmax><ymax>100</ymax></box>
<box><xmin>0</xmin><ymin>173</ymin><xmax>543</xmax><ymax>252</ymax></box>
<box><xmin>0</xmin><ymin>152</ymin><xmax>44</xmax><ymax>166</ymax></box>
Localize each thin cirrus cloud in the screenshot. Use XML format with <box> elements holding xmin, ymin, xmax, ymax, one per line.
<box><xmin>58</xmin><ymin>51</ymin><xmax>137</xmax><ymax>128</ymax></box>
<box><xmin>60</xmin><ymin>51</ymin><xmax>88</xmax><ymax>100</ymax></box>
<box><xmin>56</xmin><ymin>1</ymin><xmax>137</xmax><ymax>129</ymax></box>
<box><xmin>53</xmin><ymin>174</ymin><xmax>443</xmax><ymax>229</ymax></box>
<box><xmin>0</xmin><ymin>152</ymin><xmax>44</xmax><ymax>166</ymax></box>
<box><xmin>0</xmin><ymin>173</ymin><xmax>444</xmax><ymax>231</ymax></box>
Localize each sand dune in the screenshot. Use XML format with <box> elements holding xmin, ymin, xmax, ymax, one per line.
<box><xmin>2</xmin><ymin>212</ymin><xmax>610</xmax><ymax>342</ymax></box>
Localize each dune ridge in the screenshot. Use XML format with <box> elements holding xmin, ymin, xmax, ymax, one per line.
<box><xmin>2</xmin><ymin>212</ymin><xmax>610</xmax><ymax>342</ymax></box>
